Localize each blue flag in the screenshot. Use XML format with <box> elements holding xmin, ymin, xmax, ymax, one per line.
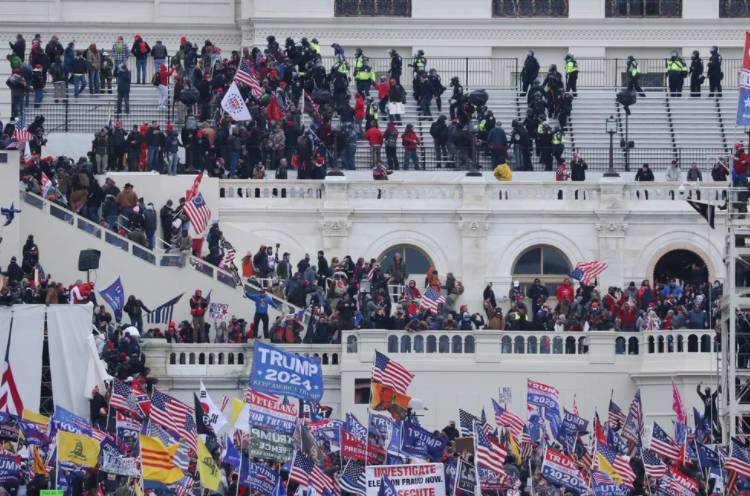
<box><xmin>696</xmin><ymin>442</ymin><xmax>722</xmax><ymax>469</ymax></box>
<box><xmin>401</xmin><ymin>421</ymin><xmax>447</xmax><ymax>462</ymax></box>
<box><xmin>224</xmin><ymin>435</ymin><xmax>241</xmax><ymax>468</ymax></box>
<box><xmin>346</xmin><ymin>412</ymin><xmax>368</xmax><ymax>443</ymax></box>
<box><xmin>447</xmin><ymin>456</ymin><xmax>457</xmax><ymax>496</ymax></box>
<box><xmin>99</xmin><ymin>276</ymin><xmax>126</xmax><ymax>322</ymax></box>
<box><xmin>1</xmin><ymin>203</ymin><xmax>21</xmax><ymax>227</ymax></box>
<box><xmin>378</xmin><ymin>473</ymin><xmax>398</xmax><ymax>496</ymax></box>
<box><xmin>0</xmin><ymin>454</ymin><xmax>21</xmax><ymax>483</ymax></box>
<box><xmin>251</xmin><ymin>341</ymin><xmax>324</xmax><ymax>402</ymax></box>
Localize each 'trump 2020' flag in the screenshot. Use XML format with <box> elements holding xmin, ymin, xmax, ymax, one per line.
<box><xmin>221</xmin><ymin>82</ymin><xmax>252</xmax><ymax>122</ymax></box>
<box><xmin>99</xmin><ymin>276</ymin><xmax>125</xmax><ymax>322</ymax></box>
<box><xmin>737</xmin><ymin>31</ymin><xmax>750</xmax><ymax>126</ymax></box>
<box><xmin>0</xmin><ymin>316</ymin><xmax>23</xmax><ymax>416</ymax></box>
<box><xmin>527</xmin><ymin>379</ymin><xmax>561</xmax><ymax>438</ymax></box>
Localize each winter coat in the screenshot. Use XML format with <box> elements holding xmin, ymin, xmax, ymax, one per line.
<box><xmin>665</xmin><ymin>166</ymin><xmax>681</xmax><ymax>181</ymax></box>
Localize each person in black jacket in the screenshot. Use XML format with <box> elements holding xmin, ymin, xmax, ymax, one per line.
<box><xmin>418</xmin><ymin>73</ymin><xmax>434</xmax><ymax>121</ymax></box>
<box><xmin>160</xmin><ymin>199</ymin><xmax>174</xmax><ymax>248</ymax></box>
<box><xmin>527</xmin><ymin>278</ymin><xmax>549</xmax><ymax>321</ymax></box>
<box><xmin>336</xmin><ymin>293</ymin><xmax>356</xmax><ymax>331</ymax></box>
<box><xmin>570</xmin><ymin>153</ymin><xmax>588</xmax><ymax>181</ymax></box>
<box><xmin>334</xmin><ymin>98</ymin><xmax>355</xmax><ymax>124</ymax></box>
<box><xmin>1</xmin><ymin>257</ymin><xmax>23</xmax><ymax>284</ymax></box>
<box><xmin>131</xmin><ymin>35</ymin><xmax>151</xmax><ymax>84</ymax></box>
<box><xmin>126</xmin><ymin>125</ymin><xmax>143</xmax><ymax>172</ymax></box>
<box><xmin>510</xmin><ymin>119</ymin><xmax>532</xmax><ymax>171</ymax></box>
<box><xmin>116</xmin><ymin>64</ymin><xmax>131</xmax><ymax>116</ymax></box>
<box><xmin>635</xmin><ymin>163</ymin><xmax>654</xmax><ymax>181</ymax></box>
<box><xmin>689</xmin><ymin>50</ymin><xmax>704</xmax><ymax>98</ymax></box>
<box><xmin>430</xmin><ymin>115</ymin><xmax>448</xmax><ymax>167</ymax></box>
<box><xmin>521</xmin><ymin>50</ymin><xmax>540</xmax><ymax>95</ymax></box>
<box><xmin>448</xmin><ymin>77</ymin><xmax>463</xmax><ymax>121</ymax></box>
<box><xmin>317</xmin><ymin>250</ymin><xmax>329</xmax><ymax>287</ymax></box>
<box><xmin>89</xmin><ymin>385</ymin><xmax>107</xmax><ymax>430</ymax></box>
<box><xmin>9</xmin><ymin>34</ymin><xmax>25</xmax><ymax>60</ymax></box>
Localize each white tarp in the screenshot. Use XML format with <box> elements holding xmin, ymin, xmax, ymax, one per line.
<box><xmin>47</xmin><ymin>303</ymin><xmax>98</xmax><ymax>418</ymax></box>
<box><xmin>0</xmin><ymin>306</ymin><xmax>46</xmax><ymax>412</ymax></box>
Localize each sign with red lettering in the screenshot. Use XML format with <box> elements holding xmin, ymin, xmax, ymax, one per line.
<box><xmin>365</xmin><ymin>463</ymin><xmax>446</xmax><ymax>496</ymax></box>
<box><xmin>341</xmin><ymin>428</ymin><xmax>379</xmax><ymax>463</ymax></box>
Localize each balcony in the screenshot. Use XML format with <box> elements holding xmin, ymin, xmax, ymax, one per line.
<box><xmin>335</xmin><ymin>0</ymin><xmax>411</xmax><ymax>16</ymax></box>
<box><xmin>492</xmin><ymin>0</ymin><xmax>568</xmax><ymax>17</ymax></box>
<box><xmin>605</xmin><ymin>0</ymin><xmax>682</xmax><ymax>17</ymax></box>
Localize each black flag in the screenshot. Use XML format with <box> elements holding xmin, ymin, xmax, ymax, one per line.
<box><xmin>193</xmin><ymin>392</ymin><xmax>211</xmax><ymax>435</ymax></box>
<box><xmin>686</xmin><ymin>199</ymin><xmax>716</xmax><ymax>228</ymax></box>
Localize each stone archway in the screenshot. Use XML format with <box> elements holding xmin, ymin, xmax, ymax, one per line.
<box><xmin>646</xmin><ymin>244</ymin><xmax>715</xmax><ymax>286</ymax></box>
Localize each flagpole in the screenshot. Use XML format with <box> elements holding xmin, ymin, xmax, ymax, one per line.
<box><xmin>55</xmin><ymin>430</ymin><xmax>59</xmax><ymax>489</ymax></box>
<box><xmin>452</xmin><ymin>458</ymin><xmax>459</xmax><ymax>496</ymax></box>
<box><xmin>236</xmin><ymin>431</ymin><xmax>242</xmax><ymax>496</ymax></box>
<box><xmin>105</xmin><ymin>384</ymin><xmax>113</xmax><ymax>432</ymax></box>
<box><xmin>473</xmin><ymin>431</ymin><xmax>482</xmax><ymax>496</ymax></box>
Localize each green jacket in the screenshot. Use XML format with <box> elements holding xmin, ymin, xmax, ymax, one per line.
<box><xmin>9</xmin><ymin>54</ymin><xmax>22</xmax><ymax>71</ymax></box>
<box><xmin>565</xmin><ymin>58</ymin><xmax>578</xmax><ymax>74</ymax></box>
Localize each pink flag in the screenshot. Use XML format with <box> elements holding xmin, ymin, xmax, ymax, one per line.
<box><xmin>672</xmin><ymin>379</ymin><xmax>687</xmax><ymax>424</ymax></box>
<box><xmin>573</xmin><ymin>394</ymin><xmax>579</xmax><ymax>416</ymax></box>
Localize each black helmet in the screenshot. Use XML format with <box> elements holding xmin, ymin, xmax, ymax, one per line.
<box><xmin>417</xmin><ymin>49</ymin><xmax>424</xmax><ymax>56</ymax></box>
<box><xmin>301</xmin><ymin>37</ymin><xmax>309</xmax><ymax>45</ymax></box>
<box><xmin>711</xmin><ymin>45</ymin><xmax>718</xmax><ymax>54</ymax></box>
<box><xmin>451</xmin><ymin>76</ymin><xmax>459</xmax><ymax>82</ymax></box>
<box><xmin>554</xmin><ymin>126</ymin><xmax>561</xmax><ymax>133</ymax></box>
<box><xmin>305</xmin><ymin>61</ymin><xmax>314</xmax><ymax>71</ymax></box>
<box><xmin>549</xmin><ymin>64</ymin><xmax>557</xmax><ymax>72</ymax></box>
<box><xmin>526</xmin><ymin>109</ymin><xmax>534</xmax><ymax>118</ymax></box>
<box><xmin>527</xmin><ymin>50</ymin><xmax>534</xmax><ymax>57</ymax></box>
<box><xmin>512</xmin><ymin>119</ymin><xmax>519</xmax><ymax>127</ymax></box>
<box><xmin>627</xmin><ymin>55</ymin><xmax>635</xmax><ymax>63</ymax></box>
<box><xmin>566</xmin><ymin>52</ymin><xmax>573</xmax><ymax>59</ymax></box>
<box><xmin>486</xmin><ymin>110</ymin><xmax>493</xmax><ymax>116</ymax></box>
<box><xmin>266</xmin><ymin>35</ymin><xmax>276</xmax><ymax>43</ymax></box>
<box><xmin>692</xmin><ymin>50</ymin><xmax>700</xmax><ymax>59</ymax></box>
<box><xmin>538</xmin><ymin>114</ymin><xmax>546</xmax><ymax>121</ymax></box>
<box><xmin>387</xmin><ymin>48</ymin><xmax>396</xmax><ymax>57</ymax></box>
<box><xmin>429</xmin><ymin>68</ymin><xmax>437</xmax><ymax>76</ymax></box>
<box><xmin>670</xmin><ymin>50</ymin><xmax>678</xmax><ymax>58</ymax></box>
<box><xmin>355</xmin><ymin>48</ymin><xmax>363</xmax><ymax>56</ymax></box>
<box><xmin>285</xmin><ymin>37</ymin><xmax>294</xmax><ymax>46</ymax></box>
<box><xmin>311</xmin><ymin>38</ymin><xmax>318</xmax><ymax>44</ymax></box>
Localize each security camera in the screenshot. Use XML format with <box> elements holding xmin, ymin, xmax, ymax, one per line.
<box><xmin>678</xmin><ymin>184</ymin><xmax>686</xmax><ymax>196</ymax></box>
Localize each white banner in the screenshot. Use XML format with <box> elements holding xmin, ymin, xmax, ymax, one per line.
<box><xmin>221</xmin><ymin>82</ymin><xmax>252</xmax><ymax>121</ymax></box>
<box><xmin>101</xmin><ymin>452</ymin><xmax>139</xmax><ymax>476</ymax></box>
<box><xmin>365</xmin><ymin>464</ymin><xmax>446</xmax><ymax>496</ymax></box>
<box><xmin>210</xmin><ymin>302</ymin><xmax>229</xmax><ymax>320</ymax></box>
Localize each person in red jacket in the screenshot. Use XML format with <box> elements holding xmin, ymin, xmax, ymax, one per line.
<box><xmin>189</xmin><ymin>289</ymin><xmax>208</xmax><ymax>342</ymax></box>
<box><xmin>734</xmin><ymin>142</ymin><xmax>749</xmax><ymax>209</ymax></box>
<box><xmin>156</xmin><ymin>63</ymin><xmax>174</xmax><ymax>108</ymax></box>
<box><xmin>354</xmin><ymin>93</ymin><xmax>365</xmax><ymax>133</ymax></box>
<box><xmin>555</xmin><ymin>278</ymin><xmax>574</xmax><ymax>302</ymax></box>
<box><xmin>617</xmin><ymin>302</ymin><xmax>638</xmax><ymax>331</ymax></box>
<box><xmin>365</xmin><ymin>123</ymin><xmax>384</xmax><ymax>165</ymax></box>
<box><xmin>140</xmin><ymin>123</ymin><xmax>149</xmax><ymax>170</ymax></box>
<box><xmin>373</xmin><ymin>75</ymin><xmax>391</xmax><ymax>121</ymax></box>
<box><xmin>402</xmin><ymin>124</ymin><xmax>421</xmax><ymax>170</ymax></box>
<box><xmin>556</xmin><ymin>159</ymin><xmax>569</xmax><ymax>181</ymax></box>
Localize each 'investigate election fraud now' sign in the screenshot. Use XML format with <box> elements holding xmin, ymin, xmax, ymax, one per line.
<box><xmin>365</xmin><ymin>464</ymin><xmax>447</xmax><ymax>496</ymax></box>
<box><xmin>251</xmin><ymin>341</ymin><xmax>324</xmax><ymax>402</ymax></box>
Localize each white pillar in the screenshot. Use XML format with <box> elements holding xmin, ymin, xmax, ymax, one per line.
<box><xmin>0</xmin><ymin>150</ymin><xmax>21</xmax><ymax>268</ymax></box>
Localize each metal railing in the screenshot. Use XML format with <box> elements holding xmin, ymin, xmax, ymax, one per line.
<box><xmin>575</xmin><ymin>58</ymin><xmax>742</xmax><ymax>88</ymax></box>
<box><xmin>334</xmin><ymin>0</ymin><xmax>411</xmax><ymax>16</ymax></box>
<box><xmin>492</xmin><ymin>0</ymin><xmax>569</xmax><ymax>17</ymax></box>
<box><xmin>720</xmin><ymin>0</ymin><xmax>750</xmax><ymax>17</ymax></box>
<box><xmin>605</xmin><ymin>0</ymin><xmax>682</xmax><ymax>17</ymax></box>
<box><xmin>35</xmin><ymin>103</ymin><xmax>179</xmax><ymax>134</ymax></box>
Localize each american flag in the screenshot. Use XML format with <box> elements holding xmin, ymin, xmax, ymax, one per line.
<box><xmin>0</xmin><ymin>318</ymin><xmax>23</xmax><ymax>416</ymax></box>
<box><xmin>183</xmin><ymin>193</ymin><xmax>211</xmax><ymax>235</ymax></box>
<box><xmin>459</xmin><ymin>409</ymin><xmax>479</xmax><ymax>437</ymax></box>
<box><xmin>147</xmin><ymin>421</ymin><xmax>177</xmax><ymax>446</ymax></box>
<box><xmin>568</xmin><ymin>261</ymin><xmax>608</xmax><ymax>286</ymax></box>
<box><xmin>480</xmin><ymin>409</ymin><xmax>493</xmax><ymax>437</ymax></box>
<box><xmin>591</xmin><ymin>470</ymin><xmax>615</xmax><ymax>486</ymax></box>
<box><xmin>492</xmin><ymin>399</ymin><xmax>524</xmax><ymax>437</ymax></box>
<box><xmin>726</xmin><ymin>441</ymin><xmax>750</xmax><ymax>479</ymax></box>
<box><xmin>521</xmin><ymin>426</ymin><xmax>535</xmax><ymax>459</ymax></box>
<box><xmin>146</xmin><ymin>293</ymin><xmax>184</xmax><ymax>324</ymax></box>
<box><xmin>642</xmin><ymin>449</ymin><xmax>667</xmax><ymax>479</ymax></box>
<box><xmin>221</xmin><ymin>238</ymin><xmax>236</xmax><ymax>263</ymax></box>
<box><xmin>608</xmin><ymin>400</ymin><xmax>627</xmax><ymax>427</ymax></box>
<box><xmin>236</xmin><ymin>58</ymin><xmax>262</xmax><ymax>98</ymax></box>
<box><xmin>649</xmin><ymin>423</ymin><xmax>680</xmax><ymax>461</ymax></box>
<box><xmin>420</xmin><ymin>287</ymin><xmax>445</xmax><ymax>314</ymax></box>
<box><xmin>221</xmin><ymin>395</ymin><xmax>229</xmax><ymax>412</ymax></box>
<box><xmin>371</xmin><ymin>350</ymin><xmax>414</xmax><ymax>394</ymax></box>
<box><xmin>149</xmin><ymin>388</ymin><xmax>197</xmax><ymax>453</ymax></box>
<box><xmin>573</xmin><ymin>394</ymin><xmax>579</xmax><ymax>416</ymax></box>
<box><xmin>598</xmin><ymin>443</ymin><xmax>635</xmax><ymax>489</ymax></box>
<box><xmin>366</xmin><ymin>264</ymin><xmax>379</xmax><ymax>281</ymax></box>
<box><xmin>474</xmin><ymin>420</ymin><xmax>507</xmax><ymax>476</ymax></box>
<box><xmin>672</xmin><ymin>380</ymin><xmax>687</xmax><ymax>425</ymax></box>
<box><xmin>304</xmin><ymin>91</ymin><xmax>321</xmax><ymax>120</ymax></box>
<box><xmin>12</xmin><ymin>115</ymin><xmax>34</xmax><ymax>143</ymax></box>
<box><xmin>573</xmin><ymin>438</ymin><xmax>592</xmax><ymax>470</ymax></box>
<box><xmin>4</xmin><ymin>138</ymin><xmax>21</xmax><ymax>150</ymax></box>
<box><xmin>246</xmin><ymin>387</ymin><xmax>279</xmax><ymax>404</ymax></box>
<box><xmin>290</xmin><ymin>451</ymin><xmax>333</xmax><ymax>492</ymax></box>
<box><xmin>110</xmin><ymin>379</ymin><xmax>143</xmax><ymax>417</ymax></box>
<box><xmin>621</xmin><ymin>388</ymin><xmax>644</xmax><ymax>448</ymax></box>
<box><xmin>340</xmin><ymin>459</ymin><xmax>365</xmax><ymax>496</ymax></box>
<box><xmin>174</xmin><ymin>476</ymin><xmax>195</xmax><ymax>496</ymax></box>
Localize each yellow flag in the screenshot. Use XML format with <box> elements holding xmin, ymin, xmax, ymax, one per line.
<box><xmin>140</xmin><ymin>435</ymin><xmax>184</xmax><ymax>484</ymax></box>
<box><xmin>507</xmin><ymin>430</ymin><xmax>520</xmax><ymax>461</ymax></box>
<box><xmin>596</xmin><ymin>452</ymin><xmax>623</xmax><ymax>485</ymax></box>
<box><xmin>22</xmin><ymin>410</ymin><xmax>49</xmax><ymax>433</ymax></box>
<box><xmin>32</xmin><ymin>446</ymin><xmax>46</xmax><ymax>475</ymax></box>
<box><xmin>198</xmin><ymin>436</ymin><xmax>221</xmax><ymax>491</ymax></box>
<box><xmin>58</xmin><ymin>431</ymin><xmax>100</xmax><ymax>468</ymax></box>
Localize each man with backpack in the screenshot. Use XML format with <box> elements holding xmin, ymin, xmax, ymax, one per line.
<box><xmin>49</xmin><ymin>55</ymin><xmax>66</xmax><ymax>102</ymax></box>
<box><xmin>430</xmin><ymin>115</ymin><xmax>448</xmax><ymax>167</ymax></box>
<box><xmin>130</xmin><ymin>35</ymin><xmax>151</xmax><ymax>84</ymax></box>
<box><xmin>111</xmin><ymin>36</ymin><xmax>129</xmax><ymax>69</ymax></box>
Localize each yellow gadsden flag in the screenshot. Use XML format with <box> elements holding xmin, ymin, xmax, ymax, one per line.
<box><xmin>198</xmin><ymin>435</ymin><xmax>221</xmax><ymax>491</ymax></box>
<box><xmin>370</xmin><ymin>383</ymin><xmax>412</xmax><ymax>421</ymax></box>
<box><xmin>596</xmin><ymin>452</ymin><xmax>623</xmax><ymax>486</ymax></box>
<box><xmin>140</xmin><ymin>434</ymin><xmax>184</xmax><ymax>484</ymax></box>
<box><xmin>58</xmin><ymin>430</ymin><xmax>100</xmax><ymax>468</ymax></box>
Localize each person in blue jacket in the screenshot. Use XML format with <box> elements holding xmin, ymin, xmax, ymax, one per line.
<box><xmin>245</xmin><ymin>287</ymin><xmax>278</xmax><ymax>339</ymax></box>
<box><xmin>662</xmin><ymin>278</ymin><xmax>682</xmax><ymax>299</ymax></box>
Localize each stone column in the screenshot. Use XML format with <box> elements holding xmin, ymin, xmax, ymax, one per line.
<box><xmin>595</xmin><ymin>219</ymin><xmax>628</xmax><ymax>290</ymax></box>
<box><xmin>319</xmin><ymin>177</ymin><xmax>353</xmax><ymax>258</ymax></box>
<box><xmin>0</xmin><ymin>150</ymin><xmax>21</xmax><ymax>268</ymax></box>
<box><xmin>458</xmin><ymin>176</ymin><xmax>489</xmax><ymax>313</ymax></box>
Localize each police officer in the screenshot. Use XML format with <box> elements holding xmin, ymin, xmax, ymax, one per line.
<box><xmin>388</xmin><ymin>49</ymin><xmax>403</xmax><ymax>85</ymax></box>
<box><xmin>449</xmin><ymin>77</ymin><xmax>463</xmax><ymax>121</ymax></box>
<box><xmin>535</xmin><ymin>114</ymin><xmax>547</xmax><ymax>158</ymax></box>
<box><xmin>688</xmin><ymin>51</ymin><xmax>704</xmax><ymax>97</ymax></box>
<box><xmin>411</xmin><ymin>50</ymin><xmax>426</xmax><ymax>75</ymax></box>
<box><xmin>538</xmin><ymin>122</ymin><xmax>554</xmax><ymax>171</ymax></box>
<box><xmin>626</xmin><ymin>56</ymin><xmax>646</xmax><ymax>97</ymax></box>
<box><xmin>556</xmin><ymin>91</ymin><xmax>573</xmax><ymax>129</ymax></box>
<box><xmin>511</xmin><ymin>119</ymin><xmax>533</xmax><ymax>171</ymax></box>
<box><xmin>523</xmin><ymin>109</ymin><xmax>537</xmax><ymax>155</ymax></box>
<box><xmin>552</xmin><ymin>126</ymin><xmax>565</xmax><ymax>164</ymax></box>
<box><xmin>708</xmin><ymin>46</ymin><xmax>723</xmax><ymax>98</ymax></box>
<box><xmin>353</xmin><ymin>48</ymin><xmax>366</xmax><ymax>77</ymax></box>
<box><xmin>331</xmin><ymin>43</ymin><xmax>349</xmax><ymax>74</ymax></box>
<box><xmin>309</xmin><ymin>38</ymin><xmax>321</xmax><ymax>56</ymax></box>
<box><xmin>564</xmin><ymin>52</ymin><xmax>578</xmax><ymax>95</ymax></box>
<box><xmin>520</xmin><ymin>50</ymin><xmax>540</xmax><ymax>95</ymax></box>
<box><xmin>542</xmin><ymin>64</ymin><xmax>564</xmax><ymax>117</ymax></box>
<box><xmin>356</xmin><ymin>63</ymin><xmax>374</xmax><ymax>98</ymax></box>
<box><xmin>312</xmin><ymin>58</ymin><xmax>327</xmax><ymax>89</ymax></box>
<box><xmin>666</xmin><ymin>50</ymin><xmax>687</xmax><ymax>97</ymax></box>
<box><xmin>428</xmin><ymin>68</ymin><xmax>445</xmax><ymax>112</ymax></box>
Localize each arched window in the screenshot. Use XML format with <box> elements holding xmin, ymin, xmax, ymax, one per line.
<box><xmin>427</xmin><ymin>335</ymin><xmax>437</xmax><ymax>353</ymax></box>
<box><xmin>388</xmin><ymin>335</ymin><xmax>399</xmax><ymax>353</ymax></box>
<box><xmin>347</xmin><ymin>335</ymin><xmax>358</xmax><ymax>353</ymax></box>
<box><xmin>379</xmin><ymin>245</ymin><xmax>434</xmax><ymax>278</ymax></box>
<box><xmin>452</xmin><ymin>335</ymin><xmax>463</xmax><ymax>353</ymax></box>
<box><xmin>415</xmin><ymin>335</ymin><xmax>425</xmax><ymax>353</ymax></box>
<box><xmin>465</xmin><ymin>336</ymin><xmax>475</xmax><ymax>353</ymax></box>
<box><xmin>401</xmin><ymin>335</ymin><xmax>412</xmax><ymax>353</ymax></box>
<box><xmin>512</xmin><ymin>246</ymin><xmax>572</xmax><ymax>298</ymax></box>
<box><xmin>439</xmin><ymin>336</ymin><xmax>450</xmax><ymax>353</ymax></box>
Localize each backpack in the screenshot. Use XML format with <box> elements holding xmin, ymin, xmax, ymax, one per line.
<box><xmin>185</xmin><ymin>115</ymin><xmax>198</xmax><ymax>131</ymax></box>
<box><xmin>49</xmin><ymin>63</ymin><xmax>63</xmax><ymax>79</ymax></box>
<box><xmin>152</xmin><ymin>71</ymin><xmax>160</xmax><ymax>86</ymax></box>
<box><xmin>78</xmin><ymin>172</ymin><xmax>90</xmax><ymax>189</ymax></box>
<box><xmin>385</xmin><ymin>132</ymin><xmax>397</xmax><ymax>148</ymax></box>
<box><xmin>116</xmin><ymin>41</ymin><xmax>124</xmax><ymax>55</ymax></box>
<box><xmin>297</xmin><ymin>136</ymin><xmax>310</xmax><ymax>155</ymax></box>
<box><xmin>139</xmin><ymin>41</ymin><xmax>147</xmax><ymax>54</ymax></box>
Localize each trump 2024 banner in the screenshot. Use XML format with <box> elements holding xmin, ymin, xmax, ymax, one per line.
<box><xmin>251</xmin><ymin>341</ymin><xmax>324</xmax><ymax>402</ymax></box>
<box><xmin>365</xmin><ymin>464</ymin><xmax>447</xmax><ymax>496</ymax></box>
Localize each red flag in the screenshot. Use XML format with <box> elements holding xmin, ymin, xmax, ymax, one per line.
<box><xmin>672</xmin><ymin>379</ymin><xmax>687</xmax><ymax>424</ymax></box>
<box><xmin>0</xmin><ymin>317</ymin><xmax>24</xmax><ymax>416</ymax></box>
<box><xmin>186</xmin><ymin>172</ymin><xmax>203</xmax><ymax>202</ymax></box>
<box><xmin>594</xmin><ymin>413</ymin><xmax>608</xmax><ymax>448</ymax></box>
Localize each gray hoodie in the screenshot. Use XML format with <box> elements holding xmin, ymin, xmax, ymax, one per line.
<box><xmin>439</xmin><ymin>295</ymin><xmax>455</xmax><ymax>319</ymax></box>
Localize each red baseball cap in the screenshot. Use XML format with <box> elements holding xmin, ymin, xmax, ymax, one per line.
<box><xmin>118</xmin><ymin>36</ymin><xmax>123</xmax><ymax>40</ymax></box>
